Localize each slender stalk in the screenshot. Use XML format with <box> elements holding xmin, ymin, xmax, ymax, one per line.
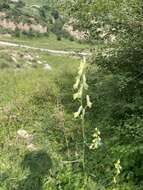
<box><xmin>65</xmin><ymin>134</ymin><xmax>70</xmax><ymax>160</ymax></box>
<box><xmin>82</xmin><ymin>116</ymin><xmax>85</xmax><ymax>171</ymax></box>
<box><xmin>81</xmin><ymin>99</ymin><xmax>85</xmax><ymax>171</ymax></box>
<box><xmin>73</xmin><ymin>57</ymin><xmax>92</xmax><ymax>189</ymax></box>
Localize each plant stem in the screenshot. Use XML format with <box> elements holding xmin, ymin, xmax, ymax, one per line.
<box><xmin>81</xmin><ymin>99</ymin><xmax>85</xmax><ymax>172</ymax></box>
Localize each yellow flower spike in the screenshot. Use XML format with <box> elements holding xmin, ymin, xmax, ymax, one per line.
<box><xmin>73</xmin><ymin>84</ymin><xmax>83</xmax><ymax>100</ymax></box>
<box><xmin>73</xmin><ymin>92</ymin><xmax>79</xmax><ymax>100</ymax></box>
<box><xmin>113</xmin><ymin>159</ymin><xmax>122</xmax><ymax>184</ymax></box>
<box><xmin>73</xmin><ymin>76</ymin><xmax>80</xmax><ymax>90</ymax></box>
<box><xmin>83</xmin><ymin>74</ymin><xmax>88</xmax><ymax>90</ymax></box>
<box><xmin>90</xmin><ymin>128</ymin><xmax>101</xmax><ymax>150</ymax></box>
<box><xmin>86</xmin><ymin>95</ymin><xmax>92</xmax><ymax>108</ymax></box>
<box><xmin>74</xmin><ymin>105</ymin><xmax>83</xmax><ymax>118</ymax></box>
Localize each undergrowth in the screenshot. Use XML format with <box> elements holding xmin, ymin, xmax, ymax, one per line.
<box><xmin>0</xmin><ymin>49</ymin><xmax>139</xmax><ymax>190</ymax></box>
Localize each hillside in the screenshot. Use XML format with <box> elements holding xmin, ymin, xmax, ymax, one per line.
<box><xmin>0</xmin><ymin>0</ymin><xmax>66</xmax><ymax>39</ymax></box>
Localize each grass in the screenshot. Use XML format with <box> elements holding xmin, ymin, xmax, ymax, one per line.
<box><xmin>0</xmin><ymin>43</ymin><xmax>137</xmax><ymax>190</ymax></box>
<box><xmin>0</xmin><ymin>46</ymin><xmax>82</xmax><ymax>190</ymax></box>
<box><xmin>23</xmin><ymin>0</ymin><xmax>44</xmax><ymax>6</ymax></box>
<box><xmin>0</xmin><ymin>33</ymin><xmax>92</xmax><ymax>52</ymax></box>
<box><xmin>0</xmin><ymin>47</ymin><xmax>79</xmax><ymax>104</ymax></box>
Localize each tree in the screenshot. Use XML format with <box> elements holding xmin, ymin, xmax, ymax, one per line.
<box><xmin>65</xmin><ymin>0</ymin><xmax>142</xmax><ymax>42</ymax></box>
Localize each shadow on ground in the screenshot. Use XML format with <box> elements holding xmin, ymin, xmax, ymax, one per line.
<box><xmin>16</xmin><ymin>150</ymin><xmax>52</xmax><ymax>190</ymax></box>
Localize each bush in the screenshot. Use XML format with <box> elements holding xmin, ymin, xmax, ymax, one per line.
<box><xmin>57</xmin><ymin>35</ymin><xmax>61</xmax><ymax>41</ymax></box>
<box><xmin>14</xmin><ymin>27</ymin><xmax>22</xmax><ymax>37</ymax></box>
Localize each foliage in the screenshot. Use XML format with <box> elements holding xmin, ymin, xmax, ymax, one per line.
<box><xmin>0</xmin><ymin>49</ymin><xmax>81</xmax><ymax>190</ymax></box>
<box><xmin>0</xmin><ymin>0</ymin><xmax>143</xmax><ymax>189</ymax></box>
<box><xmin>64</xmin><ymin>0</ymin><xmax>143</xmax><ymax>188</ymax></box>
<box><xmin>65</xmin><ymin>0</ymin><xmax>142</xmax><ymax>43</ymax></box>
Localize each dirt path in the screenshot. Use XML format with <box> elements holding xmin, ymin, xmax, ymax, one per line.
<box><xmin>0</xmin><ymin>41</ymin><xmax>91</xmax><ymax>57</ymax></box>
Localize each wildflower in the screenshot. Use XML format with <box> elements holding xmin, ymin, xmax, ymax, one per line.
<box><xmin>73</xmin><ymin>84</ymin><xmax>83</xmax><ymax>100</ymax></box>
<box><xmin>73</xmin><ymin>76</ymin><xmax>80</xmax><ymax>90</ymax></box>
<box><xmin>86</xmin><ymin>95</ymin><xmax>92</xmax><ymax>108</ymax></box>
<box><xmin>74</xmin><ymin>105</ymin><xmax>83</xmax><ymax>118</ymax></box>
<box><xmin>83</xmin><ymin>74</ymin><xmax>88</xmax><ymax>90</ymax></box>
<box><xmin>90</xmin><ymin>128</ymin><xmax>101</xmax><ymax>150</ymax></box>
